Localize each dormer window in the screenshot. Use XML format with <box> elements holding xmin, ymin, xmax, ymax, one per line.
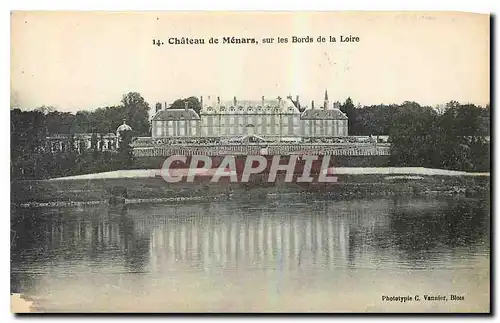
<box><xmin>230</xmin><ymin>107</ymin><xmax>235</xmax><ymax>112</ymax></box>
<box><xmin>220</xmin><ymin>107</ymin><xmax>226</xmax><ymax>111</ymax></box>
<box><xmin>238</xmin><ymin>107</ymin><xmax>244</xmax><ymax>111</ymax></box>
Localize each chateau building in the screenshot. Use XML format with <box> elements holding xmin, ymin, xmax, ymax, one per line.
<box><xmin>151</xmin><ymin>90</ymin><xmax>348</xmax><ymax>141</ymax></box>
<box><xmin>44</xmin><ymin>97</ymin><xmax>392</xmax><ymax>158</ymax></box>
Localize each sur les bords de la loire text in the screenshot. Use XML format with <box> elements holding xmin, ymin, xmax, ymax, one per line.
<box><xmin>152</xmin><ymin>35</ymin><xmax>360</xmax><ymax>46</ymax></box>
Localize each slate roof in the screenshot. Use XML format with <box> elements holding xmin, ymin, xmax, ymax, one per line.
<box><xmin>300</xmin><ymin>109</ymin><xmax>348</xmax><ymax>120</ymax></box>
<box><xmin>152</xmin><ymin>109</ymin><xmax>201</xmax><ymax>121</ymax></box>
<box><xmin>218</xmin><ymin>99</ymin><xmax>281</xmax><ymax>107</ymax></box>
<box><xmin>203</xmin><ymin>97</ymin><xmax>299</xmax><ymax>113</ymax></box>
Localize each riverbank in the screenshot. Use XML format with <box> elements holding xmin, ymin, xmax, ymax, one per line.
<box><xmin>47</xmin><ymin>167</ymin><xmax>489</xmax><ymax>181</ymax></box>
<box><xmin>11</xmin><ymin>167</ymin><xmax>490</xmax><ymax>207</ymax></box>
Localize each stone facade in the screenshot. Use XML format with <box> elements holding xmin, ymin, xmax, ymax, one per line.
<box><xmin>151</xmin><ymin>90</ymin><xmax>348</xmax><ymax>140</ymax></box>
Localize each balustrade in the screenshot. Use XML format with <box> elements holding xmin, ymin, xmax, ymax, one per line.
<box><xmin>133</xmin><ymin>143</ymin><xmax>391</xmax><ymax>157</ymax></box>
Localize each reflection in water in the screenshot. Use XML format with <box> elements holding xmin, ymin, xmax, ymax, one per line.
<box><xmin>11</xmin><ymin>196</ymin><xmax>490</xmax><ymax>312</ymax></box>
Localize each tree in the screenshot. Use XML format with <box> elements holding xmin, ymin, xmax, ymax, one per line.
<box><xmin>72</xmin><ymin>111</ymin><xmax>92</xmax><ymax>133</ymax></box>
<box><xmin>481</xmin><ymin>104</ymin><xmax>491</xmax><ymax>136</ymax></box>
<box><xmin>169</xmin><ymin>96</ymin><xmax>201</xmax><ymax>115</ymax></box>
<box><xmin>89</xmin><ymin>106</ymin><xmax>122</xmax><ymax>134</ymax></box>
<box><xmin>118</xmin><ymin>130</ymin><xmax>134</xmax><ymax>168</ymax></box>
<box><xmin>45</xmin><ymin>111</ymin><xmax>75</xmax><ymax>134</ymax></box>
<box><xmin>387</xmin><ymin>101</ymin><xmax>490</xmax><ymax>171</ymax></box>
<box><xmin>11</xmin><ymin>109</ymin><xmax>48</xmax><ymax>156</ymax></box>
<box><xmin>11</xmin><ymin>109</ymin><xmax>48</xmax><ymax>179</ymax></box>
<box><xmin>91</xmin><ymin>133</ymin><xmax>99</xmax><ymax>159</ymax></box>
<box><xmin>34</xmin><ymin>105</ymin><xmax>55</xmax><ymax>115</ymax></box>
<box><xmin>388</xmin><ymin>104</ymin><xmax>438</xmax><ymax>167</ymax></box>
<box><xmin>340</xmin><ymin>97</ymin><xmax>357</xmax><ymax>135</ymax></box>
<box><xmin>121</xmin><ymin>92</ymin><xmax>151</xmax><ymax>135</ymax></box>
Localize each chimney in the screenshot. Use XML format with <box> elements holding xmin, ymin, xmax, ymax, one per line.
<box><xmin>312</xmin><ymin>100</ymin><xmax>315</xmax><ymax>110</ymax></box>
<box><xmin>200</xmin><ymin>96</ymin><xmax>203</xmax><ymax>109</ymax></box>
<box><xmin>296</xmin><ymin>95</ymin><xmax>300</xmax><ymax>108</ymax></box>
<box><xmin>233</xmin><ymin>96</ymin><xmax>237</xmax><ymax>106</ymax></box>
<box><xmin>333</xmin><ymin>101</ymin><xmax>340</xmax><ymax>110</ymax></box>
<box><xmin>261</xmin><ymin>96</ymin><xmax>265</xmax><ymax>107</ymax></box>
<box><xmin>217</xmin><ymin>96</ymin><xmax>220</xmax><ymax>105</ymax></box>
<box><xmin>184</xmin><ymin>101</ymin><xmax>189</xmax><ymax>111</ymax></box>
<box><xmin>156</xmin><ymin>103</ymin><xmax>162</xmax><ymax>113</ymax></box>
<box><xmin>324</xmin><ymin>89</ymin><xmax>329</xmax><ymax>110</ymax></box>
<box><xmin>165</xmin><ymin>102</ymin><xmax>168</xmax><ymax>109</ymax></box>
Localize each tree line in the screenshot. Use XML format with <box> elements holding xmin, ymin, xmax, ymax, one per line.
<box><xmin>338</xmin><ymin>98</ymin><xmax>490</xmax><ymax>172</ymax></box>
<box><xmin>339</xmin><ymin>98</ymin><xmax>490</xmax><ymax>137</ymax></box>
<box><xmin>10</xmin><ymin>92</ymin><xmax>490</xmax><ymax>180</ymax></box>
<box><xmin>379</xmin><ymin>101</ymin><xmax>490</xmax><ymax>172</ymax></box>
<box><xmin>11</xmin><ymin>92</ymin><xmax>148</xmax><ymax>180</ymax></box>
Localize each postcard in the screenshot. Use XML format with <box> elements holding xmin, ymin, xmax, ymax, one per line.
<box><xmin>10</xmin><ymin>11</ymin><xmax>490</xmax><ymax>313</ymax></box>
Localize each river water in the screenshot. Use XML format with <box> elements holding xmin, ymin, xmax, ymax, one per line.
<box><xmin>11</xmin><ymin>195</ymin><xmax>490</xmax><ymax>313</ymax></box>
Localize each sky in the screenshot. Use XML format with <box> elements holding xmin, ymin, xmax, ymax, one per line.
<box><xmin>10</xmin><ymin>11</ymin><xmax>490</xmax><ymax>112</ymax></box>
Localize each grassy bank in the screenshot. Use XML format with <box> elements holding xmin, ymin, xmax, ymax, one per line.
<box><xmin>11</xmin><ymin>169</ymin><xmax>490</xmax><ymax>206</ymax></box>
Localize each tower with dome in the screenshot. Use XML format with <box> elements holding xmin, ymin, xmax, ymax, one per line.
<box><xmin>116</xmin><ymin>119</ymin><xmax>132</xmax><ymax>136</ymax></box>
<box><xmin>116</xmin><ymin>119</ymin><xmax>133</xmax><ymax>148</ymax></box>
